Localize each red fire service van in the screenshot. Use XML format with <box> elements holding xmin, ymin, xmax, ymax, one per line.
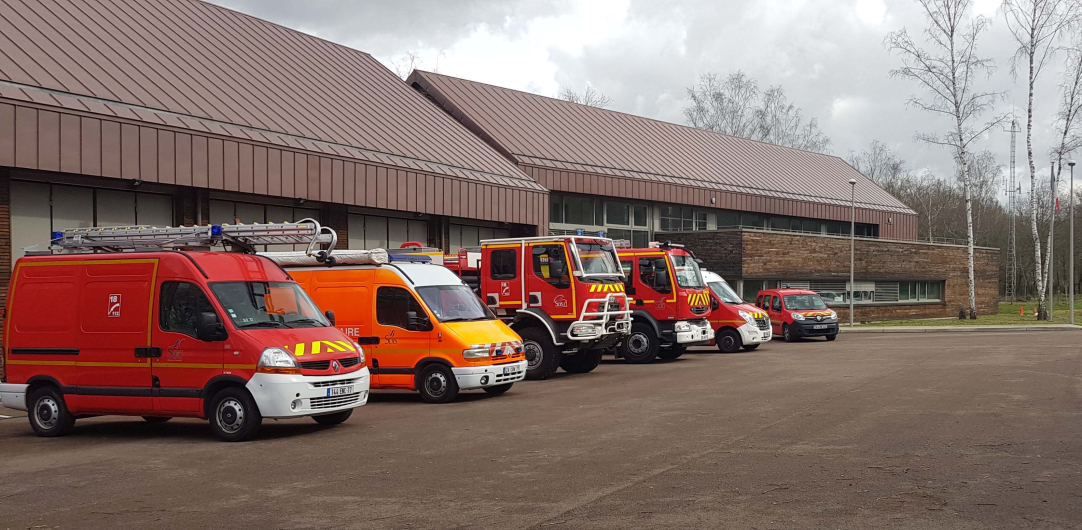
<box><xmin>756</xmin><ymin>288</ymin><xmax>839</xmax><ymax>342</ymax></box>
<box><xmin>442</xmin><ymin>236</ymin><xmax>631</xmax><ymax>380</ymax></box>
<box><xmin>701</xmin><ymin>270</ymin><xmax>771</xmax><ymax>352</ymax></box>
<box><xmin>614</xmin><ymin>242</ymin><xmax>712</xmax><ymax>363</ymax></box>
<box><xmin>0</xmin><ymin>222</ymin><xmax>369</xmax><ymax>441</ymax></box>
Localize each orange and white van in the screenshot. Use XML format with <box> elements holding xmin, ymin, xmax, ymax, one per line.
<box><xmin>266</xmin><ymin>250</ymin><xmax>527</xmax><ymax>403</ymax></box>
<box><xmin>0</xmin><ymin>222</ymin><xmax>369</xmax><ymax>441</ymax></box>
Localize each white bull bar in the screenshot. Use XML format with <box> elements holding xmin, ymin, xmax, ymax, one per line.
<box><xmin>566</xmin><ymin>293</ymin><xmax>632</xmax><ymax>341</ymax></box>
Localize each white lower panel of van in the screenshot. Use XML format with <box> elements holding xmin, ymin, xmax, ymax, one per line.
<box><xmin>453</xmin><ymin>360</ymin><xmax>527</xmax><ymax>389</ymax></box>
<box><xmin>0</xmin><ymin>383</ymin><xmax>28</xmax><ymax>411</ymax></box>
<box><xmin>246</xmin><ymin>368</ymin><xmax>370</xmax><ymax>418</ymax></box>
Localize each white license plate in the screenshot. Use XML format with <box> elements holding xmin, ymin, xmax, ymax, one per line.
<box><xmin>327</xmin><ymin>385</ymin><xmax>354</xmax><ymax>397</ymax></box>
<box><xmin>503</xmin><ymin>365</ymin><xmax>520</xmax><ymax>375</ymax></box>
<box><xmin>812</xmin><ymin>324</ymin><xmax>827</xmax><ymax>330</ymax></box>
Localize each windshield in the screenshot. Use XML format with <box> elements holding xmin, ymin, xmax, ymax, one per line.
<box><xmin>575</xmin><ymin>241</ymin><xmax>621</xmax><ymax>275</ymax></box>
<box><xmin>708</xmin><ymin>280</ymin><xmax>742</xmax><ymax>305</ymax></box>
<box><xmin>210</xmin><ymin>281</ymin><xmax>329</xmax><ymax>329</ymax></box>
<box><xmin>416</xmin><ymin>285</ymin><xmax>495</xmax><ymax>323</ymax></box>
<box><xmin>670</xmin><ymin>254</ymin><xmax>704</xmax><ymax>289</ymax></box>
<box><xmin>783</xmin><ymin>294</ymin><xmax>828</xmax><ymax>310</ymax></box>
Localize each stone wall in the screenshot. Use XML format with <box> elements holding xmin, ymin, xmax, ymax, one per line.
<box><xmin>666</xmin><ymin>229</ymin><xmax>1000</xmax><ymax>322</ymax></box>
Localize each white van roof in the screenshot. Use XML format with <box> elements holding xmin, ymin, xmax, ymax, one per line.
<box><xmin>393</xmin><ymin>262</ymin><xmax>468</xmax><ymax>287</ymax></box>
<box><xmin>701</xmin><ymin>270</ymin><xmax>724</xmax><ymax>284</ymax></box>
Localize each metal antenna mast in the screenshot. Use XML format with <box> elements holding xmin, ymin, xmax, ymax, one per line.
<box><xmin>1006</xmin><ymin>117</ymin><xmax>1019</xmax><ymax>303</ymax></box>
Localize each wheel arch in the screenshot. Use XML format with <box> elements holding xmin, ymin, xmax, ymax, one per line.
<box><xmin>413</xmin><ymin>356</ymin><xmax>455</xmax><ymax>389</ymax></box>
<box><xmin>512</xmin><ymin>309</ymin><xmax>564</xmax><ymax>346</ymax></box>
<box><xmin>630</xmin><ymin>309</ymin><xmax>661</xmax><ymax>338</ymax></box>
<box><xmin>202</xmin><ymin>375</ymin><xmax>250</xmax><ymax>419</ymax></box>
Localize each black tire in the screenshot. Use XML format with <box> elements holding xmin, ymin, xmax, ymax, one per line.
<box><xmin>417</xmin><ymin>363</ymin><xmax>460</xmax><ymax>403</ymax></box>
<box><xmin>142</xmin><ymin>416</ymin><xmax>172</xmax><ymax>424</ymax></box>
<box><xmin>715</xmin><ymin>328</ymin><xmax>742</xmax><ymax>353</ymax></box>
<box><xmin>743</xmin><ymin>344</ymin><xmax>760</xmax><ymax>351</ymax></box>
<box><xmin>621</xmin><ymin>322</ymin><xmax>659</xmax><ymax>363</ymax></box>
<box><xmin>208</xmin><ymin>387</ymin><xmax>262</xmax><ymax>442</ymax></box>
<box><xmin>312</xmin><ymin>409</ymin><xmax>353</xmax><ymax>425</ymax></box>
<box><xmin>27</xmin><ymin>386</ymin><xmax>75</xmax><ymax>437</ymax></box>
<box><xmin>560</xmin><ymin>350</ymin><xmax>603</xmax><ymax>373</ymax></box>
<box><xmin>519</xmin><ymin>326</ymin><xmax>562</xmax><ymax>380</ymax></box>
<box><xmin>482</xmin><ymin>383</ymin><xmax>514</xmax><ymax>395</ymax></box>
<box><xmin>782</xmin><ymin>324</ymin><xmax>793</xmax><ymax>342</ymax></box>
<box><xmin>658</xmin><ymin>344</ymin><xmax>685</xmax><ymax>360</ymax></box>
<box><xmin>825</xmin><ymin>334</ymin><xmax>837</xmax><ymax>341</ymax></box>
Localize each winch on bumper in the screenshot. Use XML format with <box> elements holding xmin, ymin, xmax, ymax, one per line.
<box><xmin>674</xmin><ymin>319</ymin><xmax>712</xmax><ymax>343</ymax></box>
<box><xmin>245</xmin><ymin>368</ymin><xmax>370</xmax><ymax>418</ymax></box>
<box><xmin>453</xmin><ymin>360</ymin><xmax>527</xmax><ymax>389</ymax></box>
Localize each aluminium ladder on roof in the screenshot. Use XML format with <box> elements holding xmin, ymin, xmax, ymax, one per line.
<box><xmin>50</xmin><ymin>219</ymin><xmax>337</xmax><ymax>256</ymax></box>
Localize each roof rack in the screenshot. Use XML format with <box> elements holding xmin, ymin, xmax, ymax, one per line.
<box><xmin>49</xmin><ymin>219</ymin><xmax>338</xmax><ymax>259</ymax></box>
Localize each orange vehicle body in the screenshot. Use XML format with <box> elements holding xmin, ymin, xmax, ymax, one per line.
<box><xmin>283</xmin><ymin>259</ymin><xmax>527</xmax><ymax>403</ymax></box>
<box><xmin>0</xmin><ymin>251</ymin><xmax>368</xmax><ymax>440</ymax></box>
<box><xmin>613</xmin><ymin>245</ymin><xmax>713</xmax><ymax>363</ymax></box>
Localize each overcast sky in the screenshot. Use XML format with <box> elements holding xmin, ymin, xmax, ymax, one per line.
<box><xmin>210</xmin><ymin>0</ymin><xmax>1076</xmax><ymax>193</ymax></box>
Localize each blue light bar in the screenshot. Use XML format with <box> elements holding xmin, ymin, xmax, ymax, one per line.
<box><xmin>575</xmin><ymin>229</ymin><xmax>584</xmax><ymax>236</ymax></box>
<box><xmin>210</xmin><ymin>225</ymin><xmax>223</xmax><ymax>238</ymax></box>
<box><xmin>388</xmin><ymin>254</ymin><xmax>432</xmax><ymax>263</ymax></box>
<box><xmin>51</xmin><ymin>231</ymin><xmax>63</xmax><ymax>241</ymax></box>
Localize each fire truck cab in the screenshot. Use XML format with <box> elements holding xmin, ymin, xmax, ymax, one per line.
<box><xmin>615</xmin><ymin>242</ymin><xmax>712</xmax><ymax>363</ymax></box>
<box><xmin>475</xmin><ymin>236</ymin><xmax>631</xmax><ymax>380</ymax></box>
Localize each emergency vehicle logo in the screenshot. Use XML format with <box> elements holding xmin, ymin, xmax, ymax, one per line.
<box><xmin>587</xmin><ymin>284</ymin><xmax>625</xmax><ymax>293</ymax></box>
<box><xmin>107</xmin><ymin>294</ymin><xmax>122</xmax><ymax>317</ymax></box>
<box><xmin>167</xmin><ymin>339</ymin><xmax>184</xmax><ymax>361</ymax></box>
<box><xmin>384</xmin><ymin>329</ymin><xmax>398</xmax><ymax>345</ymax></box>
<box><xmin>331</xmin><ymin>360</ymin><xmax>341</xmax><ymax>372</ymax></box>
<box><xmin>501</xmin><ymin>282</ymin><xmax>511</xmax><ymax>296</ymax></box>
<box><xmin>554</xmin><ymin>295</ymin><xmax>568</xmax><ymax>308</ymax></box>
<box><xmin>686</xmin><ymin>292</ymin><xmax>710</xmax><ymax>306</ymax></box>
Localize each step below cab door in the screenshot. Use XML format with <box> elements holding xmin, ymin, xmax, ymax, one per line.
<box><xmin>151</xmin><ymin>280</ymin><xmax>228</xmax><ymax>414</ymax></box>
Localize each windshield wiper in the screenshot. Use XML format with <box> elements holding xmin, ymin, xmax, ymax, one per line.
<box><xmin>238</xmin><ymin>321</ymin><xmax>286</xmax><ymax>329</ymax></box>
<box><xmin>285</xmin><ymin>318</ymin><xmax>327</xmax><ymax>327</ymax></box>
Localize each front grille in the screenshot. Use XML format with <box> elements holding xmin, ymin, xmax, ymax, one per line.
<box><xmin>755</xmin><ymin>317</ymin><xmax>770</xmax><ymax>331</ymax></box>
<box><xmin>690</xmin><ymin>306</ymin><xmax>708</xmax><ymax>315</ymax></box>
<box><xmin>607</xmin><ymin>302</ymin><xmax>622</xmax><ymax>312</ymax></box>
<box><xmin>311</xmin><ymin>393</ymin><xmax>362</xmax><ymax>409</ymax></box>
<box><xmin>494</xmin><ymin>372</ymin><xmax>519</xmax><ymax>383</ymax></box>
<box><xmin>299</xmin><ymin>360</ymin><xmax>330</xmax><ymax>370</ymax></box>
<box><xmin>311</xmin><ymin>378</ymin><xmax>359</xmax><ymax>388</ymax></box>
<box><xmin>339</xmin><ymin>357</ymin><xmax>360</xmax><ymax>368</ymax></box>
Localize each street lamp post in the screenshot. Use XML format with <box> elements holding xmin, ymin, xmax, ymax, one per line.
<box><xmin>849</xmin><ymin>178</ymin><xmax>857</xmax><ymax>327</ymax></box>
<box><xmin>1070</xmin><ymin>160</ymin><xmax>1076</xmax><ymax>325</ymax></box>
<box><xmin>1050</xmin><ymin>159</ymin><xmax>1057</xmax><ymax>320</ymax></box>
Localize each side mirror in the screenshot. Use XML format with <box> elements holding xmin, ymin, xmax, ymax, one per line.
<box><xmin>710</xmin><ymin>297</ymin><xmax>720</xmax><ymax>311</ymax></box>
<box><xmin>406</xmin><ymin>311</ymin><xmax>430</xmax><ymax>331</ymax></box>
<box><xmin>196</xmin><ymin>312</ymin><xmax>227</xmax><ymax>342</ymax></box>
<box><xmin>550</xmin><ymin>259</ymin><xmax>566</xmax><ymax>278</ymax></box>
<box><xmin>655</xmin><ymin>272</ymin><xmax>670</xmax><ymax>290</ymax></box>
<box><xmin>324</xmin><ymin>309</ymin><xmax>336</xmax><ymax>326</ymax></box>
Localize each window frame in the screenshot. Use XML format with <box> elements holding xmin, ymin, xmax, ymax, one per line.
<box><xmin>158</xmin><ymin>280</ymin><xmax>220</xmax><ymax>340</ymax></box>
<box><xmin>490</xmin><ymin>249</ymin><xmax>517</xmax><ymax>280</ymax></box>
<box><xmin>375</xmin><ymin>285</ymin><xmax>432</xmax><ymax>331</ymax></box>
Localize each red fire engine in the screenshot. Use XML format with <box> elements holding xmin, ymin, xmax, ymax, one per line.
<box><xmin>436</xmin><ymin>237</ymin><xmax>631</xmax><ymax>380</ymax></box>
<box><xmin>614</xmin><ymin>242</ymin><xmax>713</xmax><ymax>363</ymax></box>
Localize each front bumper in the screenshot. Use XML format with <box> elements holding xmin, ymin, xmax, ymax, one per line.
<box><xmin>245</xmin><ymin>367</ymin><xmax>370</xmax><ymax>418</ymax></box>
<box><xmin>674</xmin><ymin>320</ymin><xmax>713</xmax><ymax>344</ymax></box>
<box><xmin>738</xmin><ymin>323</ymin><xmax>773</xmax><ymax>345</ymax></box>
<box><xmin>0</xmin><ymin>383</ymin><xmax>28</xmax><ymax>411</ymax></box>
<box><xmin>453</xmin><ymin>360</ymin><xmax>527</xmax><ymax>389</ymax></box>
<box><xmin>790</xmin><ymin>321</ymin><xmax>840</xmax><ymax>337</ymax></box>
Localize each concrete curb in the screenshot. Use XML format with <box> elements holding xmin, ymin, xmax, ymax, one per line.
<box><xmin>841</xmin><ymin>324</ymin><xmax>1081</xmax><ymax>333</ymax></box>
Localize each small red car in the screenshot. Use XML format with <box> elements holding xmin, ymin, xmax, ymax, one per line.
<box><xmin>755</xmin><ymin>288</ymin><xmax>839</xmax><ymax>342</ymax></box>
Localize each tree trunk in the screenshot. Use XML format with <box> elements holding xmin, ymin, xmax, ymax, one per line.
<box><xmin>1026</xmin><ymin>55</ymin><xmax>1046</xmax><ymax>319</ymax></box>
<box><xmin>957</xmin><ymin>137</ymin><xmax>977</xmax><ymax>319</ymax></box>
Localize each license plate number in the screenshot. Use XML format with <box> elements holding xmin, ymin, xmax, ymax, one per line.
<box><xmin>812</xmin><ymin>324</ymin><xmax>827</xmax><ymax>329</ymax></box>
<box><xmin>327</xmin><ymin>385</ymin><xmax>354</xmax><ymax>397</ymax></box>
<box><xmin>503</xmin><ymin>365</ymin><xmax>520</xmax><ymax>375</ymax></box>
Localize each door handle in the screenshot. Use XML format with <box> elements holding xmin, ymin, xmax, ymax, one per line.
<box><xmin>135</xmin><ymin>347</ymin><xmax>162</xmax><ymax>358</ymax></box>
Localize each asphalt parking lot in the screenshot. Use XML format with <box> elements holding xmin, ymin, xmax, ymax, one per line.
<box><xmin>1</xmin><ymin>332</ymin><xmax>1080</xmax><ymax>529</ymax></box>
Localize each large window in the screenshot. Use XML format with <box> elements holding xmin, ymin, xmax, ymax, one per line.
<box><xmin>638</xmin><ymin>257</ymin><xmax>672</xmax><ymax>293</ymax></box>
<box><xmin>376</xmin><ymin>286</ymin><xmax>429</xmax><ymax>330</ymax></box>
<box><xmin>416</xmin><ymin>285</ymin><xmax>494</xmax><ymax>323</ymax></box>
<box><xmin>490</xmin><ymin>249</ymin><xmax>517</xmax><ymax>279</ymax></box>
<box><xmin>660</xmin><ymin>205</ymin><xmax>710</xmax><ymax>232</ymax></box>
<box><xmin>210</xmin><ymin>282</ymin><xmax>329</xmax><ymax>329</ymax></box>
<box><xmin>159</xmin><ymin>282</ymin><xmax>217</xmax><ymax>339</ymax></box>
<box><xmin>532</xmin><ymin>245</ymin><xmax>571</xmax><ymax>288</ymax></box>
<box><xmin>349</xmin><ymin>214</ymin><xmax>430</xmax><ymax>250</ymax></box>
<box><xmin>669</xmin><ymin>254</ymin><xmax>704</xmax><ymax>289</ymax></box>
<box><xmin>750</xmin><ymin>280</ymin><xmax>947</xmax><ymax>305</ymax></box>
<box><xmin>449</xmin><ymin>223</ymin><xmax>509</xmax><ymax>251</ymax></box>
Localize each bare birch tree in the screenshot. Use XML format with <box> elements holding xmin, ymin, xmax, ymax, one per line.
<box><xmin>1003</xmin><ymin>0</ymin><xmax>1076</xmax><ymax>318</ymax></box>
<box><xmin>886</xmin><ymin>0</ymin><xmax>1004</xmax><ymax>319</ymax></box>
<box><xmin>558</xmin><ymin>84</ymin><xmax>613</xmax><ymax>108</ymax></box>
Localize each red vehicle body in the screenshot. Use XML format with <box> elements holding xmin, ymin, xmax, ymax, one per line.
<box><xmin>447</xmin><ymin>236</ymin><xmax>631</xmax><ymax>380</ymax></box>
<box><xmin>614</xmin><ymin>244</ymin><xmax>712</xmax><ymax>363</ymax></box>
<box><xmin>756</xmin><ymin>288</ymin><xmax>839</xmax><ymax>342</ymax></box>
<box><xmin>0</xmin><ymin>248</ymin><xmax>369</xmax><ymax>441</ymax></box>
<box><xmin>701</xmin><ymin>270</ymin><xmax>772</xmax><ymax>353</ymax></box>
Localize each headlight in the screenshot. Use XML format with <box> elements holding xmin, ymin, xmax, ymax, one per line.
<box><xmin>257</xmin><ymin>347</ymin><xmax>300</xmax><ymax>374</ymax></box>
<box><xmin>354</xmin><ymin>343</ymin><xmax>366</xmax><ymax>364</ymax></box>
<box><xmin>674</xmin><ymin>321</ymin><xmax>691</xmax><ymax>332</ymax></box>
<box><xmin>738</xmin><ymin>310</ymin><xmax>756</xmax><ymax>326</ymax></box>
<box><xmin>791</xmin><ymin>312</ymin><xmax>805</xmax><ymax>321</ymax></box>
<box><xmin>569</xmin><ymin>323</ymin><xmax>599</xmax><ymax>336</ymax></box>
<box><xmin>463</xmin><ymin>346</ymin><xmax>491</xmax><ymax>359</ymax></box>
<box><xmin>828</xmin><ymin>310</ymin><xmax>837</xmax><ymax>320</ymax></box>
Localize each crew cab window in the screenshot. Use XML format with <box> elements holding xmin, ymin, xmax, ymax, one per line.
<box><xmin>620</xmin><ymin>259</ymin><xmax>635</xmax><ymax>293</ymax></box>
<box><xmin>376</xmin><ymin>286</ymin><xmax>428</xmax><ymax>330</ymax></box>
<box><xmin>532</xmin><ymin>245</ymin><xmax>571</xmax><ymax>288</ymax></box>
<box><xmin>771</xmin><ymin>296</ymin><xmax>782</xmax><ymax>312</ymax></box>
<box><xmin>490</xmin><ymin>249</ymin><xmax>517</xmax><ymax>280</ymax></box>
<box><xmin>639</xmin><ymin>257</ymin><xmax>672</xmax><ymax>293</ymax></box>
<box><xmin>160</xmin><ymin>281</ymin><xmax>216</xmax><ymax>339</ymax></box>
